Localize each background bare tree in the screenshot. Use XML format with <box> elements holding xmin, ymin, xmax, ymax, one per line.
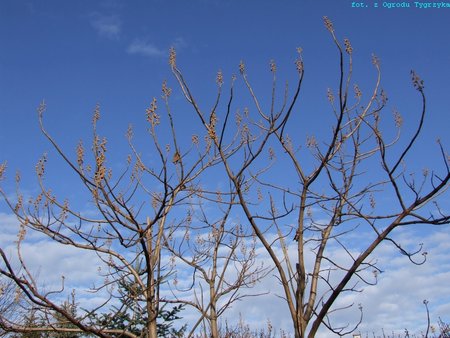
<box><xmin>0</xmin><ymin>277</ymin><xmax>23</xmax><ymax>336</ymax></box>
<box><xmin>0</xmin><ymin>17</ymin><xmax>449</xmax><ymax>338</ymax></box>
<box><xmin>164</xmin><ymin>183</ymin><xmax>269</xmax><ymax>337</ymax></box>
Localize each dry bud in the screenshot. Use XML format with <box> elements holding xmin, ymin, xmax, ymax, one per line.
<box><xmin>270</xmin><ymin>195</ymin><xmax>277</xmax><ymax>216</ymax></box>
<box><xmin>216</xmin><ymin>70</ymin><xmax>223</xmax><ymax>86</ymax></box>
<box><xmin>295</xmin><ymin>59</ymin><xmax>304</xmax><ymax>74</ymax></box>
<box><xmin>92</xmin><ymin>104</ymin><xmax>100</xmax><ymax>125</ymax></box>
<box><xmin>184</xmin><ymin>228</ymin><xmax>190</xmax><ymax>240</ymax></box>
<box><xmin>17</xmin><ymin>224</ymin><xmax>26</xmax><ymax>242</ymax></box>
<box><xmin>172</xmin><ymin>150</ymin><xmax>181</xmax><ymax>164</ymax></box>
<box><xmin>344</xmin><ymin>38</ymin><xmax>353</xmax><ymax>54</ymax></box>
<box><xmin>15</xmin><ymin>170</ymin><xmax>20</xmax><ymax>183</ymax></box>
<box><xmin>240</xmin><ymin>240</ymin><xmax>247</xmax><ymax>255</ymax></box>
<box><xmin>268</xmin><ymin>147</ymin><xmax>275</xmax><ymax>160</ymax></box>
<box><xmin>37</xmin><ymin>100</ymin><xmax>46</xmax><ymax>118</ymax></box>
<box><xmin>204</xmin><ymin>134</ymin><xmax>212</xmax><ymax>148</ymax></box>
<box><xmin>371</xmin><ymin>54</ymin><xmax>380</xmax><ymax>67</ymax></box>
<box><xmin>323</xmin><ymin>16</ymin><xmax>334</xmax><ymax>32</ymax></box>
<box><xmin>186</xmin><ymin>210</ymin><xmax>192</xmax><ymax>225</ymax></box>
<box><xmin>14</xmin><ymin>288</ymin><xmax>22</xmax><ymax>303</ymax></box>
<box><xmin>239</xmin><ymin>60</ymin><xmax>245</xmax><ymax>75</ymax></box>
<box><xmin>411</xmin><ymin>70</ymin><xmax>424</xmax><ymax>91</ymax></box>
<box><xmin>284</xmin><ymin>135</ymin><xmax>293</xmax><ymax>152</ymax></box>
<box><xmin>169</xmin><ymin>47</ymin><xmax>176</xmax><ymax>68</ymax></box>
<box><xmin>162</xmin><ymin>80</ymin><xmax>172</xmax><ymax>99</ymax></box>
<box><xmin>235</xmin><ymin>111</ymin><xmax>242</xmax><ymax>126</ymax></box>
<box><xmin>241</xmin><ymin>124</ymin><xmax>250</xmax><ymax>143</ymax></box>
<box><xmin>208</xmin><ymin>111</ymin><xmax>218</xmax><ymax>140</ymax></box>
<box><xmin>370</xmin><ymin>194</ymin><xmax>376</xmax><ymax>209</ymax></box>
<box><xmin>14</xmin><ymin>195</ymin><xmax>23</xmax><ymax>213</ymax></box>
<box><xmin>76</xmin><ymin>140</ymin><xmax>84</xmax><ymax>168</ymax></box>
<box><xmin>94</xmin><ymin>165</ymin><xmax>106</xmax><ymax>185</ymax></box>
<box><xmin>269</xmin><ymin>59</ymin><xmax>277</xmax><ymax>73</ymax></box>
<box><xmin>353</xmin><ymin>84</ymin><xmax>362</xmax><ymax>98</ymax></box>
<box><xmin>306</xmin><ymin>135</ymin><xmax>317</xmax><ymax>148</ymax></box>
<box><xmin>34</xmin><ymin>193</ymin><xmax>43</xmax><ymax>209</ymax></box>
<box><xmin>126</xmin><ymin>124</ymin><xmax>133</xmax><ymax>140</ymax></box>
<box><xmin>295</xmin><ymin>48</ymin><xmax>304</xmax><ymax>74</ymax></box>
<box><xmin>35</xmin><ymin>153</ymin><xmax>48</xmax><ymax>178</ymax></box>
<box><xmin>146</xmin><ymin>98</ymin><xmax>159</xmax><ymax>127</ymax></box>
<box><xmin>0</xmin><ymin>162</ymin><xmax>6</xmax><ymax>181</ymax></box>
<box><xmin>100</xmin><ymin>137</ymin><xmax>107</xmax><ymax>153</ymax></box>
<box><xmin>374</xmin><ymin>111</ymin><xmax>380</xmax><ymax>125</ymax></box>
<box><xmin>327</xmin><ymin>88</ymin><xmax>334</xmax><ymax>103</ymax></box>
<box><xmin>393</xmin><ymin>109</ymin><xmax>403</xmax><ymax>128</ymax></box>
<box><xmin>373</xmin><ymin>269</ymin><xmax>379</xmax><ymax>279</ymax></box>
<box><xmin>210</xmin><ymin>111</ymin><xmax>217</xmax><ymax>128</ymax></box>
<box><xmin>380</xmin><ymin>89</ymin><xmax>388</xmax><ymax>105</ymax></box>
<box><xmin>257</xmin><ymin>187</ymin><xmax>263</xmax><ymax>201</ymax></box>
<box><xmin>191</xmin><ymin>134</ymin><xmax>199</xmax><ymax>145</ymax></box>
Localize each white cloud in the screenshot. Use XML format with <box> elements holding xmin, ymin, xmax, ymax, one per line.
<box><xmin>313</xmin><ymin>229</ymin><xmax>450</xmax><ymax>337</ymax></box>
<box><xmin>215</xmin><ymin>228</ymin><xmax>450</xmax><ymax>337</ymax></box>
<box><xmin>0</xmin><ymin>212</ymin><xmax>19</xmax><ymax>247</ymax></box>
<box><xmin>172</xmin><ymin>37</ymin><xmax>187</xmax><ymax>51</ymax></box>
<box><xmin>126</xmin><ymin>39</ymin><xmax>163</xmax><ymax>57</ymax></box>
<box><xmin>89</xmin><ymin>13</ymin><xmax>122</xmax><ymax>40</ymax></box>
<box><xmin>126</xmin><ymin>39</ymin><xmax>165</xmax><ymax>57</ymax></box>
<box><xmin>1</xmin><ymin>209</ymin><xmax>449</xmax><ymax>336</ymax></box>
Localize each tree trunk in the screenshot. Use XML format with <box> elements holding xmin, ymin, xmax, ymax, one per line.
<box><xmin>210</xmin><ymin>314</ymin><xmax>218</xmax><ymax>338</ymax></box>
<box><xmin>147</xmin><ymin>318</ymin><xmax>158</xmax><ymax>338</ymax></box>
<box><xmin>209</xmin><ymin>283</ymin><xmax>219</xmax><ymax>338</ymax></box>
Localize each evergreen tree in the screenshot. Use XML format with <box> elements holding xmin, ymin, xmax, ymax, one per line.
<box><xmin>88</xmin><ymin>278</ymin><xmax>186</xmax><ymax>337</ymax></box>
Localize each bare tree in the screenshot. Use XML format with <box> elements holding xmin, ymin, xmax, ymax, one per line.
<box><xmin>1</xmin><ymin>17</ymin><xmax>449</xmax><ymax>338</ymax></box>
<box><xmin>168</xmin><ymin>17</ymin><xmax>449</xmax><ymax>338</ymax></box>
<box><xmin>164</xmin><ymin>183</ymin><xmax>269</xmax><ymax>337</ymax></box>
<box><xmin>0</xmin><ymin>277</ymin><xmax>22</xmax><ymax>336</ymax></box>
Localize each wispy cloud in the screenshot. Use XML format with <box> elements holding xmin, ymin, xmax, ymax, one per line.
<box><xmin>172</xmin><ymin>37</ymin><xmax>187</xmax><ymax>51</ymax></box>
<box><xmin>126</xmin><ymin>36</ymin><xmax>188</xmax><ymax>58</ymax></box>
<box><xmin>89</xmin><ymin>13</ymin><xmax>122</xmax><ymax>40</ymax></box>
<box><xmin>126</xmin><ymin>39</ymin><xmax>165</xmax><ymax>57</ymax></box>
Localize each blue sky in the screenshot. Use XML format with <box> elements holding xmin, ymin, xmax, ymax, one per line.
<box><xmin>1</xmin><ymin>0</ymin><xmax>450</xmax><ymax>336</ymax></box>
<box><xmin>1</xmin><ymin>0</ymin><xmax>449</xmax><ymax>183</ymax></box>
